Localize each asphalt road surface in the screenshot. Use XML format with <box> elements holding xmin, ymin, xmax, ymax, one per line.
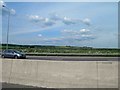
<box><xmin>26</xmin><ymin>56</ymin><xmax>119</xmax><ymax>61</ymax></box>
<box><xmin>2</xmin><ymin>83</ymin><xmax>118</xmax><ymax>90</ymax></box>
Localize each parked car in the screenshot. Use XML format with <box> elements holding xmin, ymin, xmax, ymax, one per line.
<box><xmin>1</xmin><ymin>49</ymin><xmax>26</xmax><ymax>59</ymax></box>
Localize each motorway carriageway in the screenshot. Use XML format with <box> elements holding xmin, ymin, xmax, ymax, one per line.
<box><xmin>26</xmin><ymin>56</ymin><xmax>119</xmax><ymax>61</ymax></box>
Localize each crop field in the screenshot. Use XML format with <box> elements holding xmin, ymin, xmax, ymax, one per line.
<box><xmin>0</xmin><ymin>44</ymin><xmax>120</xmax><ymax>56</ymax></box>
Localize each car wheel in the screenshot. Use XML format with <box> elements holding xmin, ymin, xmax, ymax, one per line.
<box><xmin>1</xmin><ymin>55</ymin><xmax>5</xmax><ymax>58</ymax></box>
<box><xmin>14</xmin><ymin>56</ymin><xmax>18</xmax><ymax>59</ymax></box>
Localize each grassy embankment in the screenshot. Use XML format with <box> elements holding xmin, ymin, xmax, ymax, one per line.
<box><xmin>0</xmin><ymin>44</ymin><xmax>120</xmax><ymax>57</ymax></box>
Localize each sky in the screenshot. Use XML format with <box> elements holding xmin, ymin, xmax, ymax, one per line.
<box><xmin>3</xmin><ymin>0</ymin><xmax>120</xmax><ymax>2</ymax></box>
<box><xmin>1</xmin><ymin>1</ymin><xmax>118</xmax><ymax>48</ymax></box>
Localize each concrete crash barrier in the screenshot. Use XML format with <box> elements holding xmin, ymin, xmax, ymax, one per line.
<box><xmin>1</xmin><ymin>58</ymin><xmax>118</xmax><ymax>88</ymax></box>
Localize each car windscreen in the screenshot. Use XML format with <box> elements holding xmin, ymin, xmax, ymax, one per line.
<box><xmin>13</xmin><ymin>50</ymin><xmax>22</xmax><ymax>54</ymax></box>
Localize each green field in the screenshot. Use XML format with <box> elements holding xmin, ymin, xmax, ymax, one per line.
<box><xmin>0</xmin><ymin>44</ymin><xmax>120</xmax><ymax>56</ymax></box>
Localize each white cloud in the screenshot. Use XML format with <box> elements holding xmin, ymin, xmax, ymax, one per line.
<box><xmin>35</xmin><ymin>33</ymin><xmax>96</xmax><ymax>45</ymax></box>
<box><xmin>62</xmin><ymin>16</ymin><xmax>76</xmax><ymax>25</ymax></box>
<box><xmin>38</xmin><ymin>34</ymin><xmax>42</xmax><ymax>37</ymax></box>
<box><xmin>82</xmin><ymin>18</ymin><xmax>91</xmax><ymax>25</ymax></box>
<box><xmin>61</xmin><ymin>28</ymin><xmax>96</xmax><ymax>42</ymax></box>
<box><xmin>29</xmin><ymin>15</ymin><xmax>43</xmax><ymax>26</ymax></box>
<box><xmin>43</xmin><ymin>18</ymin><xmax>55</xmax><ymax>27</ymax></box>
<box><xmin>81</xmin><ymin>34</ymin><xmax>93</xmax><ymax>37</ymax></box>
<box><xmin>80</xmin><ymin>29</ymin><xmax>90</xmax><ymax>33</ymax></box>
<box><xmin>62</xmin><ymin>16</ymin><xmax>91</xmax><ymax>26</ymax></box>
<box><xmin>61</xmin><ymin>29</ymin><xmax>75</xmax><ymax>33</ymax></box>
<box><xmin>62</xmin><ymin>28</ymin><xmax>90</xmax><ymax>34</ymax></box>
<box><xmin>28</xmin><ymin>13</ymin><xmax>91</xmax><ymax>28</ymax></box>
<box><xmin>49</xmin><ymin>12</ymin><xmax>62</xmax><ymax>21</ymax></box>
<box><xmin>62</xmin><ymin>17</ymin><xmax>91</xmax><ymax>26</ymax></box>
<box><xmin>10</xmin><ymin>9</ymin><xmax>16</xmax><ymax>15</ymax></box>
<box><xmin>28</xmin><ymin>15</ymin><xmax>55</xmax><ymax>28</ymax></box>
<box><xmin>29</xmin><ymin>15</ymin><xmax>45</xmax><ymax>22</ymax></box>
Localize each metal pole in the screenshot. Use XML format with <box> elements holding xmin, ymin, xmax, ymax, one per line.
<box><xmin>6</xmin><ymin>7</ymin><xmax>10</xmax><ymax>50</ymax></box>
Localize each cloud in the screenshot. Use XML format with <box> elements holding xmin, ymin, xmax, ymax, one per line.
<box><xmin>0</xmin><ymin>0</ymin><xmax>16</xmax><ymax>15</ymax></box>
<box><xmin>62</xmin><ymin>17</ymin><xmax>76</xmax><ymax>25</ymax></box>
<box><xmin>49</xmin><ymin>13</ymin><xmax>91</xmax><ymax>26</ymax></box>
<box><xmin>61</xmin><ymin>29</ymin><xmax>96</xmax><ymax>41</ymax></box>
<box><xmin>28</xmin><ymin>13</ymin><xmax>91</xmax><ymax>28</ymax></box>
<box><xmin>36</xmin><ymin>27</ymin><xmax>96</xmax><ymax>45</ymax></box>
<box><xmin>49</xmin><ymin>12</ymin><xmax>78</xmax><ymax>25</ymax></box>
<box><xmin>10</xmin><ymin>9</ymin><xmax>16</xmax><ymax>15</ymax></box>
<box><xmin>49</xmin><ymin>12</ymin><xmax>62</xmax><ymax>21</ymax></box>
<box><xmin>40</xmin><ymin>34</ymin><xmax>95</xmax><ymax>44</ymax></box>
<box><xmin>69</xmin><ymin>34</ymin><xmax>95</xmax><ymax>41</ymax></box>
<box><xmin>29</xmin><ymin>15</ymin><xmax>45</xmax><ymax>22</ymax></box>
<box><xmin>62</xmin><ymin>17</ymin><xmax>91</xmax><ymax>26</ymax></box>
<box><xmin>80</xmin><ymin>29</ymin><xmax>90</xmax><ymax>34</ymax></box>
<box><xmin>38</xmin><ymin>34</ymin><xmax>42</xmax><ymax>37</ymax></box>
<box><xmin>37</xmin><ymin>37</ymin><xmax>64</xmax><ymax>44</ymax></box>
<box><xmin>82</xmin><ymin>18</ymin><xmax>91</xmax><ymax>25</ymax></box>
<box><xmin>28</xmin><ymin>15</ymin><xmax>55</xmax><ymax>28</ymax></box>
<box><xmin>44</xmin><ymin>37</ymin><xmax>63</xmax><ymax>41</ymax></box>
<box><xmin>81</xmin><ymin>34</ymin><xmax>95</xmax><ymax>39</ymax></box>
<box><xmin>80</xmin><ymin>34</ymin><xmax>96</xmax><ymax>41</ymax></box>
<box><xmin>43</xmin><ymin>18</ymin><xmax>55</xmax><ymax>27</ymax></box>
<box><xmin>61</xmin><ymin>29</ymin><xmax>75</xmax><ymax>33</ymax></box>
<box><xmin>62</xmin><ymin>28</ymin><xmax>90</xmax><ymax>34</ymax></box>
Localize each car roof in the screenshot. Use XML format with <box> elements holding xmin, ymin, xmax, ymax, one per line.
<box><xmin>3</xmin><ymin>49</ymin><xmax>18</xmax><ymax>52</ymax></box>
<box><xmin>4</xmin><ymin>49</ymin><xmax>14</xmax><ymax>51</ymax></box>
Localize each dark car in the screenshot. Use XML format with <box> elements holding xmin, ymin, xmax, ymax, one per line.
<box><xmin>1</xmin><ymin>49</ymin><xmax>26</xmax><ymax>59</ymax></box>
